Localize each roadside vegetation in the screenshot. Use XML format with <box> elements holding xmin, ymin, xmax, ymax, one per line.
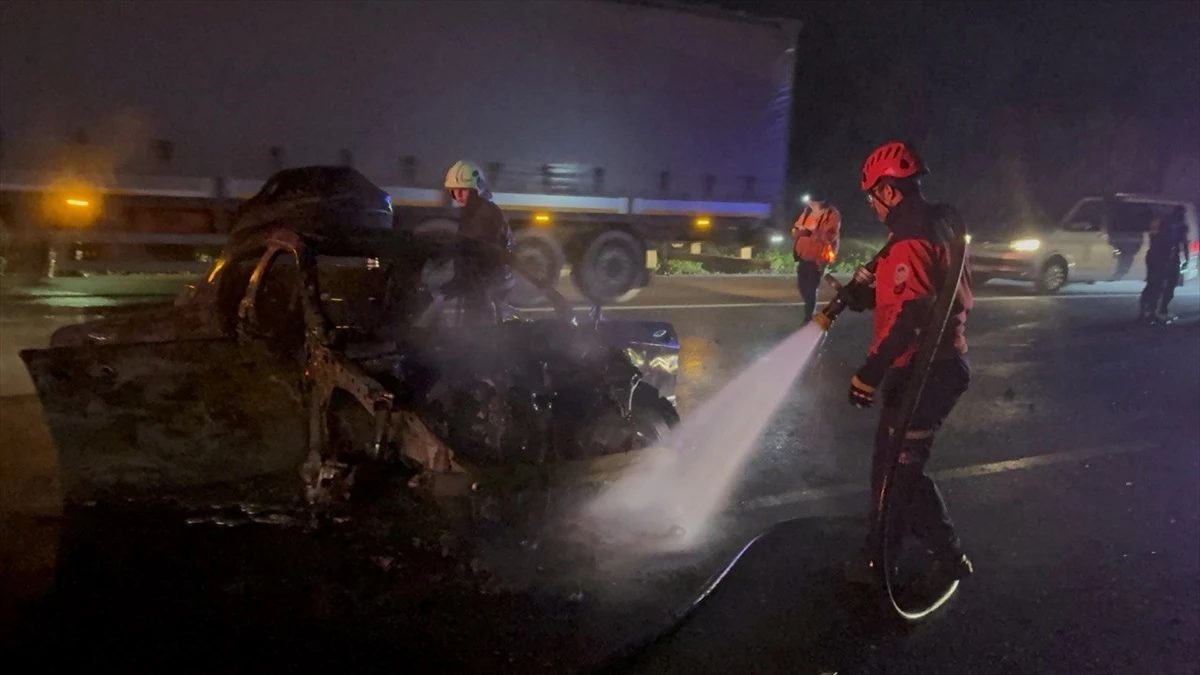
<box><xmin>657</xmin><ymin>238</ymin><xmax>882</xmax><ymax>276</ymax></box>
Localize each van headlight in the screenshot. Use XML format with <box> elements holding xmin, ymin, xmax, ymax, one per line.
<box><xmin>1009</xmin><ymin>239</ymin><xmax>1041</xmax><ymax>252</ymax></box>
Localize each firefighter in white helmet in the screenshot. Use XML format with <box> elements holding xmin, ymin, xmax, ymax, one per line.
<box><xmin>444</xmin><ymin>160</ymin><xmax>514</xmax><ymax>322</ymax></box>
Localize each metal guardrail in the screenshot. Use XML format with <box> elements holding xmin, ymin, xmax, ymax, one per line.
<box><xmin>53</xmin><ymin>260</ymin><xmax>213</xmax><ymax>274</ymax></box>
<box><xmin>44</xmin><ymin>231</ymin><xmax>229</xmax><ymax>246</ymax></box>
<box><xmin>31</xmin><ymin>230</ymin><xmax>767</xmax><ymax>278</ymax></box>
<box><xmin>41</xmin><ymin>230</ymin><xmax>228</xmax><ymax>277</ymax></box>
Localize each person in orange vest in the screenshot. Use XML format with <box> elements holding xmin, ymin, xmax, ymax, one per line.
<box><xmin>791</xmin><ymin>198</ymin><xmax>841</xmax><ymax>323</ymax></box>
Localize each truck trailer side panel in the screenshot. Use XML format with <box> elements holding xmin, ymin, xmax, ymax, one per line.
<box><xmin>0</xmin><ymin>0</ymin><xmax>794</xmax><ymax>201</ymax></box>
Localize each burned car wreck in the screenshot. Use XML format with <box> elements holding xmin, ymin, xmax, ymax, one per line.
<box><xmin>22</xmin><ymin>167</ymin><xmax>680</xmax><ymax>520</ymax></box>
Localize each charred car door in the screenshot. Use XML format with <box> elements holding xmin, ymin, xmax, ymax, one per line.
<box><xmin>21</xmin><ymin>246</ymin><xmax>308</xmax><ymax>507</ymax></box>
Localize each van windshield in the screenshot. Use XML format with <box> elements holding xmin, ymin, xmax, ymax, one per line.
<box><xmin>1060</xmin><ymin>199</ymin><xmax>1104</xmax><ymax>233</ymax></box>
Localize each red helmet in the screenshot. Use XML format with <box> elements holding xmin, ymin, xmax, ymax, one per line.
<box><xmin>861</xmin><ymin>141</ymin><xmax>927</xmax><ymax>191</ymax></box>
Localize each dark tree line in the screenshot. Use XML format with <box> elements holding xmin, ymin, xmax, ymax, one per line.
<box><xmin>763</xmin><ymin>0</ymin><xmax>1200</xmax><ymax>234</ymax></box>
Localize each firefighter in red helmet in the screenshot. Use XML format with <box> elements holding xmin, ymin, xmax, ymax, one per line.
<box><xmin>845</xmin><ymin>141</ymin><xmax>975</xmax><ymax>586</ymax></box>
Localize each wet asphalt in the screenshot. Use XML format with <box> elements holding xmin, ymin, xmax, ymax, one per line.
<box><xmin>614</xmin><ymin>288</ymin><xmax>1200</xmax><ymax>675</ymax></box>
<box><xmin>1</xmin><ymin>277</ymin><xmax>1198</xmax><ymax>674</ymax></box>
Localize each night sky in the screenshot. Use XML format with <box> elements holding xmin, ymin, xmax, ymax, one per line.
<box><xmin>701</xmin><ymin>0</ymin><xmax>1200</xmax><ymax>231</ymax></box>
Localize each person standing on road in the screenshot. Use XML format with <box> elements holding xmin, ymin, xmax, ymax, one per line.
<box><xmin>1139</xmin><ymin>205</ymin><xmax>1190</xmax><ymax>324</ymax></box>
<box><xmin>844</xmin><ymin>141</ymin><xmax>974</xmax><ymax>587</ymax></box>
<box><xmin>444</xmin><ymin>160</ymin><xmax>515</xmax><ymax>323</ymax></box>
<box><xmin>792</xmin><ymin>199</ymin><xmax>841</xmax><ymax>323</ymax></box>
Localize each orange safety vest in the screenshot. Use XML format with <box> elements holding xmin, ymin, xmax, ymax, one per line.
<box><xmin>793</xmin><ymin>205</ymin><xmax>841</xmax><ymax>267</ymax></box>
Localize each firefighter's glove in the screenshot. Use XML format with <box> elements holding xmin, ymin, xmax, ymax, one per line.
<box><xmin>842</xmin><ymin>282</ymin><xmax>875</xmax><ymax>313</ymax></box>
<box><xmin>849</xmin><ymin>361</ymin><xmax>885</xmax><ymax>409</ymax></box>
<box><xmin>849</xmin><ymin>375</ymin><xmax>876</xmax><ymax>409</ymax></box>
<box><xmin>838</xmin><ymin>266</ymin><xmax>876</xmax><ymax>313</ymax></box>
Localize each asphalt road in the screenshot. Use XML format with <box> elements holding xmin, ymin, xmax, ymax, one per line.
<box><xmin>1</xmin><ymin>275</ymin><xmax>1198</xmax><ymax>673</ymax></box>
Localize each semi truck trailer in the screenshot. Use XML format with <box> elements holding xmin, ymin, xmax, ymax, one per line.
<box><xmin>0</xmin><ymin>0</ymin><xmax>801</xmax><ymax>302</ymax></box>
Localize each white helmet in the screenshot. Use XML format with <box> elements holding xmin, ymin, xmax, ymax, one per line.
<box><xmin>444</xmin><ymin>160</ymin><xmax>488</xmax><ymax>192</ymax></box>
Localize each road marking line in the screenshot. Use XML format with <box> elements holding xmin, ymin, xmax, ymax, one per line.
<box><xmin>518</xmin><ymin>294</ymin><xmax>1145</xmax><ymax>312</ymax></box>
<box><xmin>518</xmin><ymin>302</ymin><xmax>803</xmax><ymax>312</ymax></box>
<box><xmin>0</xmin><ymin>315</ymin><xmax>105</xmax><ymax>324</ymax></box>
<box><xmin>977</xmin><ymin>293</ymin><xmax>1143</xmax><ymax>301</ymax></box>
<box><xmin>4</xmin><ymin>290</ymin><xmax>1167</xmax><ymax>320</ymax></box>
<box><xmin>739</xmin><ymin>441</ymin><xmax>1153</xmax><ymax>511</ymax></box>
<box><xmin>590</xmin><ymin>301</ymin><xmax>804</xmax><ymax>311</ymax></box>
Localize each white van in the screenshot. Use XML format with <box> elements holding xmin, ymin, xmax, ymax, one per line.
<box><xmin>970</xmin><ymin>194</ymin><xmax>1200</xmax><ymax>293</ymax></box>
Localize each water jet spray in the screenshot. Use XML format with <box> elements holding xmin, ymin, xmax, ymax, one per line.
<box><xmin>582</xmin><ymin>323</ymin><xmax>828</xmax><ymax>553</ymax></box>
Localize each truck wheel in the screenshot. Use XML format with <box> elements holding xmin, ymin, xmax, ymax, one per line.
<box><xmin>1035</xmin><ymin>258</ymin><xmax>1067</xmax><ymax>294</ymax></box>
<box><xmin>572</xmin><ymin>230</ymin><xmax>646</xmax><ymax>304</ymax></box>
<box><xmin>509</xmin><ymin>230</ymin><xmax>565</xmax><ymax>307</ymax></box>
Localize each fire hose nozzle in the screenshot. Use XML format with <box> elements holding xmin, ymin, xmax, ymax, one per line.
<box><xmin>813</xmin><ymin>274</ymin><xmax>846</xmax><ymax>331</ymax></box>
<box><xmin>812</xmin><ymin>311</ymin><xmax>835</xmax><ymax>331</ymax></box>
<box><xmin>813</xmin><ymin>267</ymin><xmax>875</xmax><ymax>332</ymax></box>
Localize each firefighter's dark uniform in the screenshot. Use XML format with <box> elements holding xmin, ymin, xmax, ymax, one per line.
<box><xmin>1140</xmin><ymin>209</ymin><xmax>1189</xmax><ymax>320</ymax></box>
<box><xmin>855</xmin><ymin>197</ymin><xmax>973</xmax><ymax>565</ymax></box>
<box><xmin>455</xmin><ymin>191</ymin><xmax>515</xmax><ymax>322</ymax></box>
